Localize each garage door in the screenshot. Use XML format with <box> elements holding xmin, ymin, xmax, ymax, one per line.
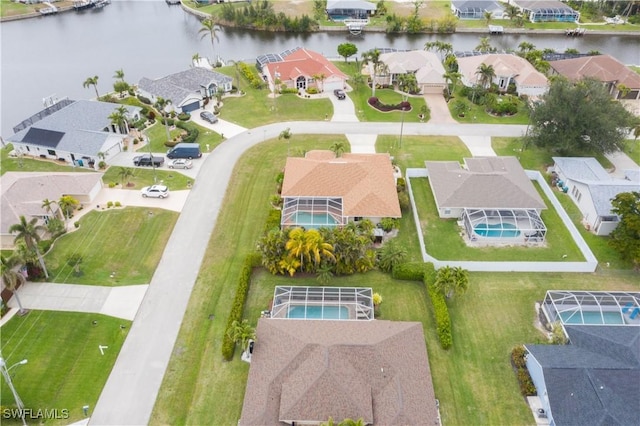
<box><xmin>181</xmin><ymin>101</ymin><xmax>200</xmax><ymax>113</ymax></box>
<box><xmin>323</xmin><ymin>81</ymin><xmax>343</xmax><ymax>92</ymax></box>
<box><xmin>422</xmin><ymin>85</ymin><xmax>445</xmax><ymax>94</ymax></box>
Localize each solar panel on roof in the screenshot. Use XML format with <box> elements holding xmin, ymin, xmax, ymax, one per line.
<box><xmin>21</xmin><ymin>127</ymin><xmax>64</xmax><ymax>148</ymax></box>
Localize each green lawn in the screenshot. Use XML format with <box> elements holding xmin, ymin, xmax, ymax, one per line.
<box><xmin>622</xmin><ymin>139</ymin><xmax>640</xmax><ymax>165</ymax></box>
<box><xmin>44</xmin><ymin>208</ymin><xmax>178</xmax><ymax>285</ymax></box>
<box><xmin>411</xmin><ymin>177</ymin><xmax>584</xmax><ymax>261</ymax></box>
<box><xmin>141</xmin><ymin>120</ymin><xmax>224</xmax><ymax>154</ymax></box>
<box><xmin>375</xmin><ymin>135</ymin><xmax>472</xmax><ymax>168</ymax></box>
<box><xmin>1</xmin><ymin>144</ymin><xmax>93</xmax><ymax>176</ymax></box>
<box><xmin>447</xmin><ymin>91</ymin><xmax>530</xmax><ymax>125</ymax></box>
<box><xmin>101</xmin><ymin>165</ymin><xmax>192</xmax><ymax>190</ymax></box>
<box><xmin>0</xmin><ymin>311</ymin><xmax>130</xmax><ymax>425</ymax></box>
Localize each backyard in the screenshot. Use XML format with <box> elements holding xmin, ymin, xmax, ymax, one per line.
<box><xmin>0</xmin><ymin>311</ymin><xmax>130</xmax><ymax>425</ymax></box>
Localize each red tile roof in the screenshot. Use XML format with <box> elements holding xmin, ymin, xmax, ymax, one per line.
<box><xmin>550</xmin><ymin>55</ymin><xmax>640</xmax><ymax>89</ymax></box>
<box><xmin>265</xmin><ymin>48</ymin><xmax>347</xmax><ymax>82</ymax></box>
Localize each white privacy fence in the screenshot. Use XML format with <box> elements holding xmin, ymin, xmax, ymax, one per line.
<box><xmin>405</xmin><ymin>168</ymin><xmax>598</xmax><ymax>272</ymax></box>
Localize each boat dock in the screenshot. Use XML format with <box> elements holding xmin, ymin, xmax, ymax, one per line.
<box><xmin>565</xmin><ymin>28</ymin><xmax>586</xmax><ymax>36</ymax></box>
<box><xmin>488</xmin><ymin>25</ymin><xmax>504</xmax><ymax>34</ymax></box>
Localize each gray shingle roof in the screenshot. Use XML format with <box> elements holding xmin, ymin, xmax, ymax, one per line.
<box><xmin>553</xmin><ymin>157</ymin><xmax>612</xmax><ymax>182</ymax></box>
<box><xmin>426</xmin><ymin>157</ymin><xmax>546</xmax><ymax>210</ymax></box>
<box><xmin>452</xmin><ymin>0</ymin><xmax>503</xmax><ymax>11</ymax></box>
<box><xmin>326</xmin><ymin>0</ymin><xmax>376</xmax><ymax>11</ymax></box>
<box><xmin>137</xmin><ymin>67</ymin><xmax>232</xmax><ymax>106</ymax></box>
<box><xmin>526</xmin><ymin>326</ymin><xmax>640</xmax><ymax>426</ymax></box>
<box><xmin>7</xmin><ymin>101</ymin><xmax>141</xmax><ymax>156</ymax></box>
<box><xmin>586</xmin><ymin>181</ymin><xmax>640</xmax><ymax>217</ymax></box>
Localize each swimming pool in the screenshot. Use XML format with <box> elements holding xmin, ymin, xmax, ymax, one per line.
<box><xmin>287</xmin><ymin>305</ymin><xmax>349</xmax><ymax>320</ymax></box>
<box><xmin>291</xmin><ymin>212</ymin><xmax>339</xmax><ymax>229</ymax></box>
<box><xmin>560</xmin><ymin>310</ymin><xmax>625</xmax><ymax>325</ymax></box>
<box><xmin>474</xmin><ymin>222</ymin><xmax>521</xmax><ymax>238</ymax></box>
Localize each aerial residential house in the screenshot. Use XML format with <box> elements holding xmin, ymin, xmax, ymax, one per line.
<box><xmin>549</xmin><ymin>55</ymin><xmax>640</xmax><ymax>115</ymax></box>
<box><xmin>239</xmin><ymin>318</ymin><xmax>439</xmax><ymax>425</ymax></box>
<box><xmin>525</xmin><ymin>290</ymin><xmax>640</xmax><ymax>426</ymax></box>
<box><xmin>258</xmin><ymin>47</ymin><xmax>348</xmax><ymax>94</ymax></box>
<box><xmin>551</xmin><ymin>157</ymin><xmax>640</xmax><ymax>236</ymax></box>
<box><xmin>456</xmin><ymin>53</ymin><xmax>549</xmax><ymax>97</ymax></box>
<box><xmin>512</xmin><ymin>0</ymin><xmax>580</xmax><ymax>23</ymax></box>
<box><xmin>1</xmin><ymin>172</ymin><xmax>104</xmax><ymax>249</ymax></box>
<box><xmin>6</xmin><ymin>100</ymin><xmax>141</xmax><ymax>169</ymax></box>
<box><xmin>280</xmin><ymin>151</ymin><xmax>401</xmax><ymax>229</ymax></box>
<box><xmin>137</xmin><ymin>67</ymin><xmax>233</xmax><ymax>113</ymax></box>
<box><xmin>451</xmin><ymin>0</ymin><xmax>505</xmax><ymax>19</ymax></box>
<box><xmin>325</xmin><ymin>0</ymin><xmax>376</xmax><ymax>20</ymax></box>
<box><xmin>376</xmin><ymin>50</ymin><xmax>447</xmax><ymax>94</ymax></box>
<box><xmin>426</xmin><ymin>157</ymin><xmax>547</xmax><ymax>244</ymax></box>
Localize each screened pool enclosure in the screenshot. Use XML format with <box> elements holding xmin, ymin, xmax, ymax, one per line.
<box><xmin>281</xmin><ymin>197</ymin><xmax>346</xmax><ymax>229</ymax></box>
<box><xmin>271</xmin><ymin>286</ymin><xmax>374</xmax><ymax>321</ymax></box>
<box><xmin>542</xmin><ymin>290</ymin><xmax>640</xmax><ymax>327</ymax></box>
<box><xmin>462</xmin><ymin>208</ymin><xmax>546</xmax><ymax>244</ymax></box>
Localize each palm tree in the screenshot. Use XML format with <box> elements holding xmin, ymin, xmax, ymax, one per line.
<box><xmin>475</xmin><ymin>36</ymin><xmax>496</xmax><ymax>53</ymax></box>
<box><xmin>424</xmin><ymin>41</ymin><xmax>453</xmax><ymax>61</ymax></box>
<box><xmin>312</xmin><ymin>73</ymin><xmax>326</xmax><ymax>93</ymax></box>
<box><xmin>443</xmin><ymin>70</ymin><xmax>462</xmax><ymax>96</ymax></box>
<box><xmin>191</xmin><ymin>52</ymin><xmax>201</xmax><ymax>67</ymax></box>
<box><xmin>279</xmin><ymin>127</ymin><xmax>292</xmax><ymax>156</ymax></box>
<box><xmin>434</xmin><ymin>266</ymin><xmax>469</xmax><ymax>299</ymax></box>
<box><xmin>518</xmin><ymin>41</ymin><xmax>536</xmax><ymax>55</ymax></box>
<box><xmin>377</xmin><ymin>241</ymin><xmax>407</xmax><ymax>273</ymax></box>
<box><xmin>505</xmin><ymin>4</ymin><xmax>522</xmax><ymax>22</ymax></box>
<box><xmin>41</xmin><ymin>198</ymin><xmax>58</xmax><ymax>219</ymax></box>
<box><xmin>483</xmin><ymin>10</ymin><xmax>492</xmax><ymax>25</ymax></box>
<box><xmin>227</xmin><ymin>319</ymin><xmax>256</xmax><ymax>353</ymax></box>
<box><xmin>117</xmin><ymin>167</ymin><xmax>134</xmax><ymax>187</ymax></box>
<box><xmin>113</xmin><ymin>68</ymin><xmax>125</xmax><ymax>82</ymax></box>
<box><xmin>58</xmin><ymin>195</ymin><xmax>80</xmax><ymax>224</ymax></box>
<box><xmin>226</xmin><ymin>59</ymin><xmax>243</xmax><ymax>94</ymax></box>
<box><xmin>475</xmin><ymin>63</ymin><xmax>496</xmax><ymax>89</ymax></box>
<box><xmin>155</xmin><ymin>97</ymin><xmax>172</xmax><ymax>142</ymax></box>
<box><xmin>198</xmin><ymin>17</ymin><xmax>221</xmax><ymax>65</ymax></box>
<box><xmin>82</xmin><ymin>75</ymin><xmax>100</xmax><ymax>99</ymax></box>
<box><xmin>305</xmin><ymin>229</ymin><xmax>335</xmax><ymax>269</ymax></box>
<box><xmin>285</xmin><ymin>227</ymin><xmax>309</xmax><ymax>271</ymax></box>
<box><xmin>361</xmin><ymin>48</ymin><xmax>382</xmax><ymax>97</ymax></box>
<box><xmin>108</xmin><ymin>105</ymin><xmax>129</xmax><ymax>134</ymax></box>
<box><xmin>330</xmin><ymin>141</ymin><xmax>346</xmax><ymax>157</ymax></box>
<box><xmin>1</xmin><ymin>254</ymin><xmax>27</xmax><ymax>314</ymax></box>
<box><xmin>9</xmin><ymin>215</ymin><xmax>48</xmax><ymax>278</ymax></box>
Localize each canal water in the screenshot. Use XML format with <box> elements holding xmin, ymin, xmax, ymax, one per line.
<box><xmin>1</xmin><ymin>0</ymin><xmax>639</xmax><ymax>136</ymax></box>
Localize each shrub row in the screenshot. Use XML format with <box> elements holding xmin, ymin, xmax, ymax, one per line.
<box><xmin>264</xmin><ymin>209</ymin><xmax>282</xmax><ymax>233</ymax></box>
<box><xmin>239</xmin><ymin>62</ymin><xmax>264</xmax><ymax>89</ymax></box>
<box><xmin>280</xmin><ymin>87</ymin><xmax>298</xmax><ymax>94</ymax></box>
<box><xmin>391</xmin><ymin>262</ymin><xmax>426</xmax><ymax>281</ymax></box>
<box><xmin>175</xmin><ymin>121</ymin><xmax>199</xmax><ymax>143</ymax></box>
<box><xmin>368</xmin><ymin>97</ymin><xmax>411</xmax><ymax>112</ymax></box>
<box><xmin>512</xmin><ymin>345</ymin><xmax>537</xmax><ymax>396</ymax></box>
<box><xmin>424</xmin><ymin>263</ymin><xmax>452</xmax><ymax>349</ymax></box>
<box><xmin>137</xmin><ymin>94</ymin><xmax>152</xmax><ymax>105</ymax></box>
<box><xmin>221</xmin><ymin>253</ymin><xmax>262</xmax><ymax>361</ymax></box>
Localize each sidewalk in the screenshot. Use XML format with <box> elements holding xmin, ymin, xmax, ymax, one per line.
<box><xmin>606</xmin><ymin>150</ymin><xmax>640</xmax><ymax>179</ymax></box>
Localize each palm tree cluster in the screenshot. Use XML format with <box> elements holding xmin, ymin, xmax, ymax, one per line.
<box><xmin>433</xmin><ymin>266</ymin><xmax>469</xmax><ymax>299</ymax></box>
<box><xmin>9</xmin><ymin>215</ymin><xmax>49</xmax><ymax>279</ymax></box>
<box><xmin>258</xmin><ymin>222</ymin><xmax>378</xmax><ymax>278</ymax></box>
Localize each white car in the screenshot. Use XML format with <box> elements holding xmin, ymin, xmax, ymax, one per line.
<box><xmin>141</xmin><ymin>185</ymin><xmax>169</xmax><ymax>198</ymax></box>
<box><xmin>168</xmin><ymin>159</ymin><xmax>193</xmax><ymax>169</ymax></box>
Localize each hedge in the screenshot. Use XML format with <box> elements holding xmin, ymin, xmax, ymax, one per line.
<box><xmin>175</xmin><ymin>121</ymin><xmax>199</xmax><ymax>143</ymax></box>
<box><xmin>392</xmin><ymin>262</ymin><xmax>426</xmax><ymax>281</ymax></box>
<box><xmin>239</xmin><ymin>62</ymin><xmax>264</xmax><ymax>89</ymax></box>
<box><xmin>368</xmin><ymin>97</ymin><xmax>411</xmax><ymax>112</ymax></box>
<box><xmin>264</xmin><ymin>209</ymin><xmax>282</xmax><ymax>233</ymax></box>
<box><xmin>424</xmin><ymin>263</ymin><xmax>452</xmax><ymax>349</ymax></box>
<box><xmin>221</xmin><ymin>252</ymin><xmax>262</xmax><ymax>361</ymax></box>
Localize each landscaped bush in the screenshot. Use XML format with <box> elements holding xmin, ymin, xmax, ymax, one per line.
<box><xmin>424</xmin><ymin>262</ymin><xmax>452</xmax><ymax>349</ymax></box>
<box><xmin>177</xmin><ymin>112</ymin><xmax>191</xmax><ymax>121</ymax></box>
<box><xmin>398</xmin><ymin>191</ymin><xmax>410</xmax><ymax>212</ymax></box>
<box><xmin>115</xmin><ymin>201</ymin><xmax>122</xmax><ymax>207</ymax></box>
<box><xmin>221</xmin><ymin>253</ymin><xmax>262</xmax><ymax>361</ymax></box>
<box><xmin>137</xmin><ymin>94</ymin><xmax>152</xmax><ymax>104</ymax></box>
<box><xmin>264</xmin><ymin>209</ymin><xmax>282</xmax><ymax>232</ymax></box>
<box><xmin>164</xmin><ymin>140</ymin><xmax>178</xmax><ymax>148</ymax></box>
<box><xmin>281</xmin><ymin>87</ymin><xmax>298</xmax><ymax>94</ymax></box>
<box><xmin>511</xmin><ymin>345</ymin><xmax>527</xmax><ymax>369</ymax></box>
<box><xmin>396</xmin><ymin>177</ymin><xmax>406</xmax><ymax>192</ymax></box>
<box><xmin>160</xmin><ymin>117</ymin><xmax>175</xmax><ymax>127</ymax></box>
<box><xmin>107</xmin><ymin>201</ymin><xmax>114</xmax><ymax>208</ymax></box>
<box><xmin>380</xmin><ymin>217</ymin><xmax>398</xmax><ymax>232</ymax></box>
<box><xmin>306</xmin><ymin>87</ymin><xmax>319</xmax><ymax>95</ymax></box>
<box><xmin>175</xmin><ymin>121</ymin><xmax>199</xmax><ymax>143</ymax></box>
<box><xmin>108</xmin><ymin>182</ymin><xmax>116</xmax><ymax>188</ymax></box>
<box><xmin>486</xmin><ymin>94</ymin><xmax>519</xmax><ymax>116</ymax></box>
<box><xmin>239</xmin><ymin>62</ymin><xmax>264</xmax><ymax>89</ymax></box>
<box><xmin>368</xmin><ymin>97</ymin><xmax>412</xmax><ymax>112</ymax></box>
<box><xmin>392</xmin><ymin>262</ymin><xmax>426</xmax><ymax>281</ymax></box>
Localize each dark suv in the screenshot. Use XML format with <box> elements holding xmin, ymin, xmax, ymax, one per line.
<box><xmin>333</xmin><ymin>89</ymin><xmax>346</xmax><ymax>100</ymax></box>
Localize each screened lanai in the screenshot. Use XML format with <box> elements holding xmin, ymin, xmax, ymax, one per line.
<box><xmin>462</xmin><ymin>208</ymin><xmax>546</xmax><ymax>244</ymax></box>
<box><xmin>271</xmin><ymin>286</ymin><xmax>374</xmax><ymax>320</ymax></box>
<box><xmin>280</xmin><ymin>196</ymin><xmax>346</xmax><ymax>229</ymax></box>
<box><xmin>542</xmin><ymin>290</ymin><xmax>640</xmax><ymax>326</ymax></box>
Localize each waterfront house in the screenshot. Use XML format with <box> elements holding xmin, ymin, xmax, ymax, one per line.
<box><xmin>137</xmin><ymin>67</ymin><xmax>233</xmax><ymax>114</ymax></box>
<box><xmin>456</xmin><ymin>53</ymin><xmax>549</xmax><ymax>97</ymax></box>
<box><xmin>6</xmin><ymin>100</ymin><xmax>141</xmax><ymax>169</ymax></box>
<box><xmin>551</xmin><ymin>157</ymin><xmax>640</xmax><ymax>236</ymax></box>
<box><xmin>280</xmin><ymin>150</ymin><xmax>401</xmax><ymax>229</ymax></box>
<box><xmin>326</xmin><ymin>0</ymin><xmax>376</xmax><ymax>20</ymax></box>
<box><xmin>451</xmin><ymin>0</ymin><xmax>504</xmax><ymax>19</ymax></box>
<box><xmin>376</xmin><ymin>50</ymin><xmax>447</xmax><ymax>94</ymax></box>
<box><xmin>512</xmin><ymin>0</ymin><xmax>579</xmax><ymax>23</ymax></box>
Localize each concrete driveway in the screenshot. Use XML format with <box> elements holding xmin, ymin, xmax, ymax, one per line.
<box><xmin>424</xmin><ymin>93</ymin><xmax>456</xmax><ymax>124</ymax></box>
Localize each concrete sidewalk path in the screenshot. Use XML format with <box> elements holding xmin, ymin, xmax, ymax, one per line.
<box><xmin>346</xmin><ymin>134</ymin><xmax>377</xmax><ymax>153</ymax></box>
<box><xmin>7</xmin><ymin>282</ymin><xmax>148</xmax><ymax>321</ymax></box>
<box><xmin>459</xmin><ymin>135</ymin><xmax>497</xmax><ymax>157</ymax></box>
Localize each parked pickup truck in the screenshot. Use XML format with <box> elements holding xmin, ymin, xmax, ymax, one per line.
<box><xmin>133</xmin><ymin>153</ymin><xmax>164</xmax><ymax>167</ymax></box>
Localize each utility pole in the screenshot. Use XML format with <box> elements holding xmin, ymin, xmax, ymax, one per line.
<box><xmin>0</xmin><ymin>355</ymin><xmax>28</xmax><ymax>426</ymax></box>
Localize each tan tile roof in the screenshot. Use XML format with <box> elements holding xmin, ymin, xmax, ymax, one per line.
<box><xmin>1</xmin><ymin>172</ymin><xmax>103</xmax><ymax>234</ymax></box>
<box><xmin>282</xmin><ymin>151</ymin><xmax>401</xmax><ymax>218</ymax></box>
<box><xmin>426</xmin><ymin>157</ymin><xmax>546</xmax><ymax>210</ymax></box>
<box><xmin>550</xmin><ymin>55</ymin><xmax>640</xmax><ymax>89</ymax></box>
<box><xmin>379</xmin><ymin>50</ymin><xmax>446</xmax><ymax>86</ymax></box>
<box><xmin>457</xmin><ymin>54</ymin><xmax>549</xmax><ymax>88</ymax></box>
<box><xmin>239</xmin><ymin>319</ymin><xmax>438</xmax><ymax>426</ymax></box>
<box><xmin>265</xmin><ymin>48</ymin><xmax>347</xmax><ymax>83</ymax></box>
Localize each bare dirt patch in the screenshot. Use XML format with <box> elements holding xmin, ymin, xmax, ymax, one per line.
<box><xmin>271</xmin><ymin>0</ymin><xmax>314</xmax><ymax>17</ymax></box>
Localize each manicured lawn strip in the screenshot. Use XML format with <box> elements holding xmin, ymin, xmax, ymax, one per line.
<box><xmin>150</xmin><ymin>135</ymin><xmax>349</xmax><ymax>425</ymax></box>
<box><xmin>101</xmin><ymin>165</ymin><xmax>192</xmax><ymax>190</ymax></box>
<box><xmin>0</xmin><ymin>311</ymin><xmax>130</xmax><ymax>425</ymax></box>
<box><xmin>622</xmin><ymin>139</ymin><xmax>640</xmax><ymax>165</ymax></box>
<box><xmin>1</xmin><ymin>144</ymin><xmax>93</xmax><ymax>176</ymax></box>
<box><xmin>44</xmin><ymin>208</ymin><xmax>178</xmax><ymax>285</ymax></box>
<box><xmin>551</xmin><ymin>190</ymin><xmax>633</xmax><ymax>270</ymax></box>
<box><xmin>143</xmin><ymin>121</ymin><xmax>224</xmax><ymax>154</ymax></box>
<box><xmin>375</xmin><ymin>135</ymin><xmax>471</xmax><ymax>168</ymax></box>
<box><xmin>492</xmin><ymin>137</ymin><xmax>616</xmax><ymax>171</ymax></box>
<box><xmin>411</xmin><ymin>177</ymin><xmax>584</xmax><ymax>261</ymax></box>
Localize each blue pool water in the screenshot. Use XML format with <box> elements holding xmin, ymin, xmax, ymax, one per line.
<box><xmin>560</xmin><ymin>311</ymin><xmax>624</xmax><ymax>325</ymax></box>
<box><xmin>292</xmin><ymin>212</ymin><xmax>338</xmax><ymax>229</ymax></box>
<box><xmin>474</xmin><ymin>222</ymin><xmax>521</xmax><ymax>238</ymax></box>
<box><xmin>287</xmin><ymin>305</ymin><xmax>349</xmax><ymax>320</ymax></box>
